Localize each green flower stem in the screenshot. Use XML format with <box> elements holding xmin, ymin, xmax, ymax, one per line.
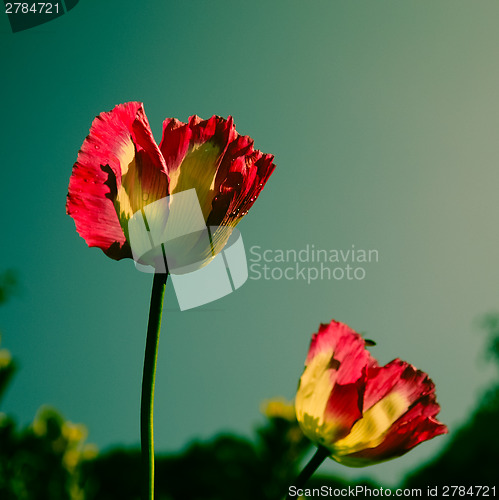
<box><xmin>141</xmin><ymin>271</ymin><xmax>168</xmax><ymax>500</ymax></box>
<box><xmin>286</xmin><ymin>446</ymin><xmax>330</xmax><ymax>499</ymax></box>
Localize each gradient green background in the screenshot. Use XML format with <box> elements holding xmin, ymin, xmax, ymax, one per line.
<box><xmin>1</xmin><ymin>0</ymin><xmax>499</xmax><ymax>486</ymax></box>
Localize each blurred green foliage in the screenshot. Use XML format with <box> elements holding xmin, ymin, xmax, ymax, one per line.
<box><xmin>481</xmin><ymin>314</ymin><xmax>499</xmax><ymax>366</ymax></box>
<box><xmin>0</xmin><ymin>275</ymin><xmax>96</xmax><ymax>499</ymax></box>
<box><xmin>0</xmin><ymin>406</ymin><xmax>97</xmax><ymax>500</ymax></box>
<box><xmin>0</xmin><ymin>340</ymin><xmax>16</xmax><ymax>404</ymax></box>
<box><xmin>0</xmin><ymin>270</ymin><xmax>19</xmax><ymax>306</ymax></box>
<box><xmin>81</xmin><ymin>400</ymin><xmax>311</xmax><ymax>500</ymax></box>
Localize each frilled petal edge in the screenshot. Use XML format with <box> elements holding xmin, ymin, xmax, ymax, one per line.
<box><xmin>336</xmin><ymin>395</ymin><xmax>447</xmax><ymax>467</ymax></box>
<box><xmin>67</xmin><ymin>102</ymin><xmax>168</xmax><ymax>259</ymax></box>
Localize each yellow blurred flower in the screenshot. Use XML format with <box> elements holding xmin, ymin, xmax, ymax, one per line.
<box><xmin>261</xmin><ymin>397</ymin><xmax>297</xmax><ymax>422</ymax></box>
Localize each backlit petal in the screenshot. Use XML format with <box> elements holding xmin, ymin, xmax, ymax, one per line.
<box><xmin>67</xmin><ymin>102</ymin><xmax>168</xmax><ymax>259</ymax></box>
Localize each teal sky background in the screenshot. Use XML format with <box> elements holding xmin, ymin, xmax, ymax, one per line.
<box><xmin>2</xmin><ymin>0</ymin><xmax>499</xmax><ymax>486</ymax></box>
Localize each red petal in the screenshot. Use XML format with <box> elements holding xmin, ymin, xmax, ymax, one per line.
<box><xmin>213</xmin><ymin>133</ymin><xmax>254</xmax><ymax>194</ymax></box>
<box><xmin>338</xmin><ymin>381</ymin><xmax>447</xmax><ymax>466</ymax></box>
<box><xmin>343</xmin><ymin>409</ymin><xmax>447</xmax><ymax>465</ymax></box>
<box><xmin>363</xmin><ymin>359</ymin><xmax>436</xmax><ymax>412</ymax></box>
<box><xmin>159</xmin><ymin>118</ymin><xmax>191</xmax><ymax>171</ymax></box>
<box><xmin>306</xmin><ymin>320</ymin><xmax>371</xmax><ymax>386</ymax></box>
<box><xmin>190</xmin><ymin>114</ymin><xmax>234</xmax><ymax>147</ymax></box>
<box><xmin>67</xmin><ymin>102</ymin><xmax>167</xmax><ymax>259</ymax></box>
<box><xmin>324</xmin><ymin>378</ymin><xmax>366</xmax><ymax>440</ymax></box>
<box><xmin>206</xmin><ymin>127</ymin><xmax>276</xmax><ymax>228</ymax></box>
<box><xmin>159</xmin><ymin>115</ymin><xmax>235</xmax><ymax>176</ymax></box>
<box><xmin>159</xmin><ymin>114</ymin><xmax>275</xmax><ymax>250</ymax></box>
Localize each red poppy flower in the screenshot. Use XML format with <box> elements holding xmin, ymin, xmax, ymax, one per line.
<box><xmin>295</xmin><ymin>320</ymin><xmax>447</xmax><ymax>467</ymax></box>
<box><xmin>66</xmin><ymin>102</ymin><xmax>275</xmax><ymax>265</ymax></box>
